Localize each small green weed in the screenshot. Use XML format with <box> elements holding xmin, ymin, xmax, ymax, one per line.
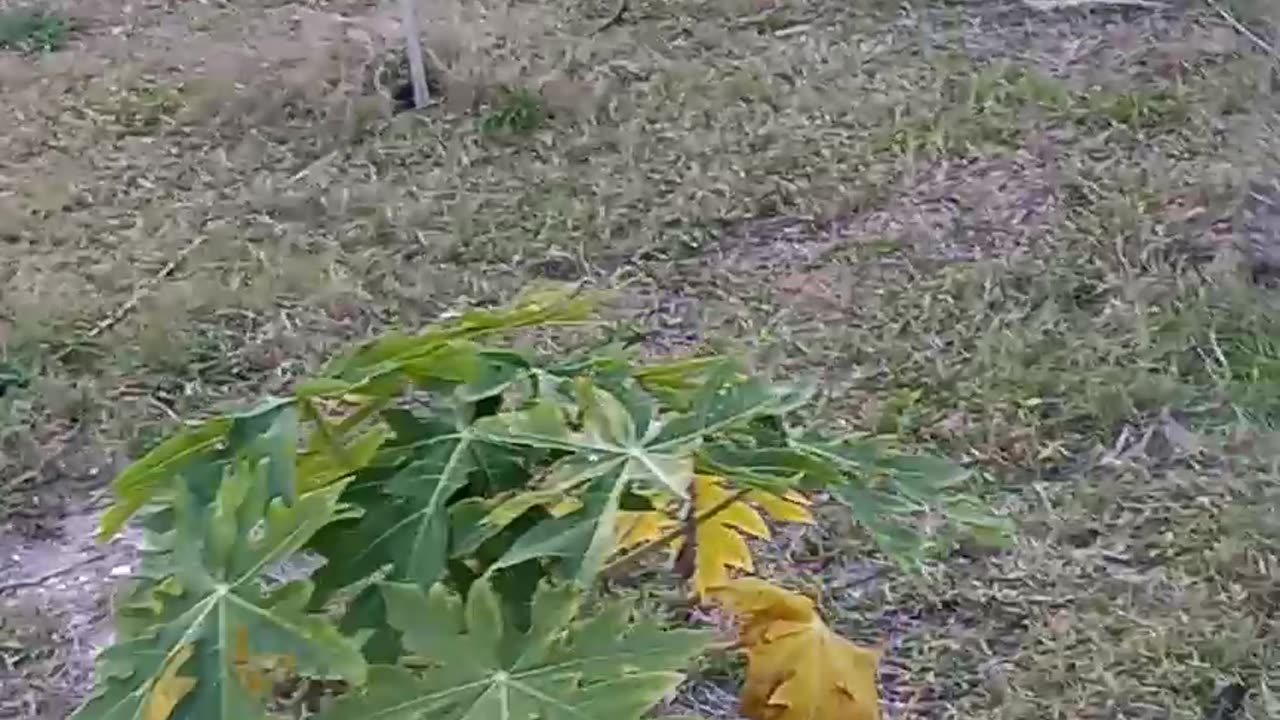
<box><xmin>0</xmin><ymin>7</ymin><xmax>70</xmax><ymax>53</ymax></box>
<box><xmin>0</xmin><ymin>361</ymin><xmax>30</xmax><ymax>400</ymax></box>
<box><xmin>479</xmin><ymin>87</ymin><xmax>547</xmax><ymax>134</ymax></box>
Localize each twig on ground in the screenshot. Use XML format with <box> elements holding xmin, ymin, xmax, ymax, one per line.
<box><xmin>1204</xmin><ymin>0</ymin><xmax>1280</xmax><ymax>65</ymax></box>
<box><xmin>593</xmin><ymin>0</ymin><xmax>628</xmax><ymax>34</ymax></box>
<box><xmin>53</xmin><ymin>234</ymin><xmax>208</xmax><ymax>363</ymax></box>
<box><xmin>0</xmin><ymin>552</ymin><xmax>108</xmax><ymax>595</ymax></box>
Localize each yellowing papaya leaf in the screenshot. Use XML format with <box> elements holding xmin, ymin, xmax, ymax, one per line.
<box><xmin>712</xmin><ymin>578</ymin><xmax>882</xmax><ymax>720</ymax></box>
<box><xmin>144</xmin><ymin>644</ymin><xmax>195</xmax><ymax>720</ymax></box>
<box><xmin>612</xmin><ymin>476</ymin><xmax>813</xmax><ymax>598</ymax></box>
<box><xmin>677</xmin><ymin>475</ymin><xmax>769</xmax><ymax>597</ymax></box>
<box><xmin>615</xmin><ymin>509</ymin><xmax>673</xmax><ymax>551</ymax></box>
<box><xmin>475</xmin><ymin>371</ymin><xmax>798</xmax><ymax>586</ymax></box>
<box><xmin>747</xmin><ymin>489</ymin><xmax>812</xmax><ymax>525</ymax></box>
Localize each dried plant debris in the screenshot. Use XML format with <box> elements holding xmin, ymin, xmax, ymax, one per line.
<box><xmin>1238</xmin><ymin>175</ymin><xmax>1280</xmax><ymax>284</ymax></box>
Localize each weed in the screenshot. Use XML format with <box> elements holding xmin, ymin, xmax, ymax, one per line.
<box><xmin>0</xmin><ymin>361</ymin><xmax>30</xmax><ymax>399</ymax></box>
<box><xmin>0</xmin><ymin>7</ymin><xmax>70</xmax><ymax>53</ymax></box>
<box><xmin>479</xmin><ymin>86</ymin><xmax>547</xmax><ymax>134</ymax></box>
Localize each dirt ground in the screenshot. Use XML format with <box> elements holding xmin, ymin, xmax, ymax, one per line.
<box><xmin>2</xmin><ymin>0</ymin><xmax>1280</xmax><ymax>717</ymax></box>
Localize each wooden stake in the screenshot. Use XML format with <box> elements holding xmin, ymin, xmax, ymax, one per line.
<box><xmin>399</xmin><ymin>0</ymin><xmax>430</xmax><ymax>109</ymax></box>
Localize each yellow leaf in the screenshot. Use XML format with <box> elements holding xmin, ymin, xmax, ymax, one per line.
<box><xmin>748</xmin><ymin>489</ymin><xmax>814</xmax><ymax>525</ymax></box>
<box><xmin>610</xmin><ymin>476</ymin><xmax>812</xmax><ymax>598</ymax></box>
<box><xmin>673</xmin><ymin>475</ymin><xmax>770</xmax><ymax>597</ymax></box>
<box><xmin>145</xmin><ymin>644</ymin><xmax>196</xmax><ymax>720</ymax></box>
<box><xmin>615</xmin><ymin>510</ymin><xmax>674</xmax><ymax>551</ymax></box>
<box><xmin>230</xmin><ymin>626</ymin><xmax>299</xmax><ymax>699</ymax></box>
<box><xmin>712</xmin><ymin>578</ymin><xmax>882</xmax><ymax>720</ymax></box>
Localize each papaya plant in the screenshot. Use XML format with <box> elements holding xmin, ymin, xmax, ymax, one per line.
<box><xmin>77</xmin><ymin>285</ymin><xmax>1010</xmax><ymax>720</ymax></box>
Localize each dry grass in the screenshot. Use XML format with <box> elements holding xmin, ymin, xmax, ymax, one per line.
<box><xmin>2</xmin><ymin>0</ymin><xmax>1280</xmax><ymax>717</ymax></box>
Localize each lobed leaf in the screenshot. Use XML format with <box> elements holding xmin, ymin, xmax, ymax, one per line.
<box><xmin>712</xmin><ymin>578</ymin><xmax>881</xmax><ymax>720</ymax></box>
<box><xmin>307</xmin><ymin>423</ymin><xmax>478</xmax><ymax>598</ymax></box>
<box><xmin>75</xmin><ymin>464</ymin><xmax>367</xmax><ymax>720</ymax></box>
<box><xmin>99</xmin><ymin>418</ymin><xmax>233</xmax><ymax>541</ymax></box>
<box><xmin>100</xmin><ymin>398</ymin><xmax>298</xmax><ymax>541</ymax></box>
<box><xmin>318</xmin><ymin>576</ymin><xmax>712</xmax><ymax>720</ymax></box>
<box><xmin>788</xmin><ymin>433</ymin><xmax>1012</xmax><ymax>561</ymax></box>
<box><xmin>616</xmin><ymin>475</ymin><xmax>813</xmax><ymax>598</ymax></box>
<box><xmin>472</xmin><ymin>374</ymin><xmax>796</xmax><ymax>586</ymax></box>
<box><xmin>311</xmin><ymin>286</ymin><xmax>598</xmax><ymax>397</ymax></box>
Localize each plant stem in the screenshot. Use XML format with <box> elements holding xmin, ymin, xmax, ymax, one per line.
<box><xmin>602</xmin><ymin>486</ymin><xmax>753</xmax><ymax>580</ymax></box>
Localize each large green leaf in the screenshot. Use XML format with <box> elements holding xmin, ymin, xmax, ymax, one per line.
<box><xmin>98</xmin><ymin>419</ymin><xmax>231</xmax><ymax>541</ymax></box>
<box><xmin>75</xmin><ymin>464</ymin><xmax>367</xmax><ymax>720</ymax></box>
<box><xmin>318</xmin><ymin>577</ymin><xmax>711</xmax><ymax>720</ymax></box>
<box><xmin>304</xmin><ymin>286</ymin><xmax>598</xmax><ymax>399</ymax></box>
<box><xmin>470</xmin><ymin>373</ymin><xmax>797</xmax><ymax>584</ymax></box>
<box><xmin>789</xmin><ymin>433</ymin><xmax>1012</xmax><ymax>559</ymax></box>
<box><xmin>100</xmin><ymin>398</ymin><xmax>299</xmax><ymax>541</ymax></box>
<box><xmin>308</xmin><ymin>422</ymin><xmax>477</xmax><ymax>597</ymax></box>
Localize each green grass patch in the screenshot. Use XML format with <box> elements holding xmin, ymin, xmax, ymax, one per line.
<box><xmin>0</xmin><ymin>6</ymin><xmax>70</xmax><ymax>53</ymax></box>
<box><xmin>479</xmin><ymin>87</ymin><xmax>548</xmax><ymax>135</ymax></box>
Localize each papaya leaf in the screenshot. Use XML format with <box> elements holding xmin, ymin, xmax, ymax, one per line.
<box><xmin>632</xmin><ymin>356</ymin><xmax>735</xmax><ymax>405</ymax></box>
<box><xmin>296</xmin><ymin>427</ymin><xmax>390</xmax><ymax>494</ymax></box>
<box><xmin>711</xmin><ymin>578</ymin><xmax>881</xmax><ymax>720</ymax></box>
<box><xmin>99</xmin><ymin>417</ymin><xmax>233</xmax><ymax>541</ymax></box>
<box><xmin>317</xmin><ymin>577</ymin><xmax>712</xmax><ymax>720</ymax></box>
<box><xmin>100</xmin><ymin>397</ymin><xmax>299</xmax><ymax>541</ymax></box>
<box><xmin>696</xmin><ymin>445</ymin><xmax>822</xmax><ymax>493</ymax></box>
<box><xmin>307</xmin><ymin>425</ymin><xmax>478</xmax><ymax>599</ymax></box>
<box><xmin>298</xmin><ymin>341</ymin><xmax>485</xmax><ymax>400</ymax></box>
<box><xmin>243</xmin><ymin>402</ymin><xmax>300</xmax><ymax>505</ymax></box>
<box><xmin>488</xmin><ymin>477</ymin><xmax>626</xmax><ymax>585</ymax></box>
<box><xmin>312</xmin><ymin>286</ymin><xmax>598</xmax><ymax>395</ymax></box>
<box><xmin>471</xmin><ymin>375</ymin><xmax>798</xmax><ymax>586</ymax></box>
<box><xmin>75</xmin><ymin>464</ymin><xmax>367</xmax><ymax>720</ymax></box>
<box><xmin>789</xmin><ymin>433</ymin><xmax>1010</xmax><ymax>560</ymax></box>
<box><xmin>456</xmin><ymin>350</ymin><xmax>531</xmax><ymax>403</ymax></box>
<box><xmin>615</xmin><ymin>475</ymin><xmax>813</xmax><ymax>597</ymax></box>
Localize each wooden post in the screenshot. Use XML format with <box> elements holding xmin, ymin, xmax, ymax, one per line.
<box><xmin>399</xmin><ymin>0</ymin><xmax>430</xmax><ymax>109</ymax></box>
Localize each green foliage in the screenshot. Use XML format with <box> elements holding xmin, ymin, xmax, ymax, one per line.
<box><xmin>0</xmin><ymin>360</ymin><xmax>30</xmax><ymax>399</ymax></box>
<box><xmin>479</xmin><ymin>88</ymin><xmax>547</xmax><ymax>135</ymax></box>
<box><xmin>76</xmin><ymin>467</ymin><xmax>366</xmax><ymax>720</ymax></box>
<box><xmin>322</xmin><ymin>578</ymin><xmax>710</xmax><ymax>720</ymax></box>
<box><xmin>80</xmin><ymin>286</ymin><xmax>1010</xmax><ymax>719</ymax></box>
<box><xmin>0</xmin><ymin>6</ymin><xmax>70</xmax><ymax>53</ymax></box>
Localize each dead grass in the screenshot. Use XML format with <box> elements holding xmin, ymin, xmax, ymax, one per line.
<box><xmin>2</xmin><ymin>0</ymin><xmax>1280</xmax><ymax>717</ymax></box>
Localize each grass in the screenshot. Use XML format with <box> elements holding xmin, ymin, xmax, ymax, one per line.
<box><xmin>0</xmin><ymin>5</ymin><xmax>69</xmax><ymax>54</ymax></box>
<box><xmin>1</xmin><ymin>0</ymin><xmax>1279</xmax><ymax>717</ymax></box>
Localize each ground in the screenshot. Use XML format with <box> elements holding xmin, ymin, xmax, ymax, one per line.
<box><xmin>1</xmin><ymin>0</ymin><xmax>1279</xmax><ymax>717</ymax></box>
